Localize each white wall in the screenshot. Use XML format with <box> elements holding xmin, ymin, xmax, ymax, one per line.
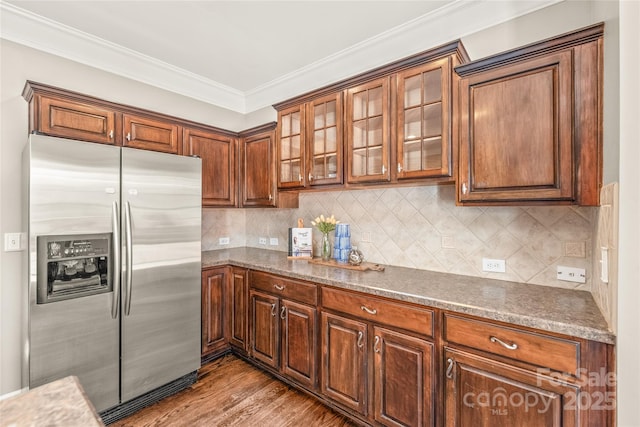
<box><xmin>616</xmin><ymin>1</ymin><xmax>640</xmax><ymax>424</ymax></box>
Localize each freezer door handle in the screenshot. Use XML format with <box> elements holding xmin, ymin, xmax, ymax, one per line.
<box><xmin>111</xmin><ymin>201</ymin><xmax>120</xmax><ymax>319</ymax></box>
<box><xmin>124</xmin><ymin>201</ymin><xmax>133</xmax><ymax>316</ymax></box>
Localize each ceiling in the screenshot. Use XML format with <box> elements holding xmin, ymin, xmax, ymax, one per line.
<box><xmin>1</xmin><ymin>1</ymin><xmax>559</xmax><ymax>113</ymax></box>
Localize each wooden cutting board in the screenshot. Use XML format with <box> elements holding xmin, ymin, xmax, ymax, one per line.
<box><xmin>307</xmin><ymin>258</ymin><xmax>385</xmax><ymax>272</ymax></box>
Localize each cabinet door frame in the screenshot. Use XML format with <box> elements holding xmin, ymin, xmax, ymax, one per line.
<box><xmin>249</xmin><ymin>290</ymin><xmax>279</xmax><ymax>368</ymax></box>
<box><xmin>183</xmin><ymin>128</ymin><xmax>237</xmax><ymax>207</ymax></box>
<box><xmin>241</xmin><ymin>131</ymin><xmax>277</xmax><ymax>207</ymax></box>
<box><xmin>229</xmin><ymin>268</ymin><xmax>248</xmax><ymax>353</ymax></box>
<box><xmin>280</xmin><ymin>299</ymin><xmax>317</xmax><ymax>389</ymax></box>
<box><xmin>123</xmin><ymin>113</ymin><xmax>180</xmax><ymax>154</ymax></box>
<box><xmin>306</xmin><ymin>92</ymin><xmax>344</xmax><ymax>187</ymax></box>
<box><xmin>444</xmin><ymin>347</ymin><xmax>580</xmax><ymax>427</ymax></box>
<box><xmin>373</xmin><ymin>326</ymin><xmax>435</xmax><ymax>427</ymax></box>
<box><xmin>458</xmin><ymin>50</ymin><xmax>574</xmax><ymax>203</ymax></box>
<box><xmin>277</xmin><ymin>104</ymin><xmax>306</xmax><ymax>189</ymax></box>
<box><xmin>201</xmin><ymin>267</ymin><xmax>229</xmax><ymax>356</ymax></box>
<box><xmin>321</xmin><ymin>311</ymin><xmax>368</xmax><ymax>415</ymax></box>
<box><xmin>396</xmin><ymin>57</ymin><xmax>452</xmax><ymax>180</ymax></box>
<box><xmin>37</xmin><ymin>95</ymin><xmax>118</xmax><ymax>145</ymax></box>
<box><xmin>345</xmin><ymin>77</ymin><xmax>391</xmax><ymax>184</ymax></box>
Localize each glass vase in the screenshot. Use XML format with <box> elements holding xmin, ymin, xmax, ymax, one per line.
<box><xmin>321</xmin><ymin>232</ymin><xmax>331</xmax><ymax>261</ymax></box>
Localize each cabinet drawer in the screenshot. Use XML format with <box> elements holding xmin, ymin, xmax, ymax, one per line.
<box><xmin>444</xmin><ymin>314</ymin><xmax>580</xmax><ymax>375</ymax></box>
<box><xmin>250</xmin><ymin>271</ymin><xmax>317</xmax><ymax>306</ymax></box>
<box><xmin>321</xmin><ymin>287</ymin><xmax>433</xmax><ymax>337</ymax></box>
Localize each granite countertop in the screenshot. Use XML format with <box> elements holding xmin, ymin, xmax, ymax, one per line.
<box><xmin>203</xmin><ymin>247</ymin><xmax>615</xmax><ymax>344</ymax></box>
<box><xmin>0</xmin><ymin>376</ymin><xmax>104</xmax><ymax>427</ymax></box>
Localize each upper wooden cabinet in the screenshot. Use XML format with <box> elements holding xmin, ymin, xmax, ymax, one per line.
<box><xmin>274</xmin><ymin>41</ymin><xmax>468</xmax><ymax>190</ymax></box>
<box><xmin>346</xmin><ymin>77</ymin><xmax>391</xmax><ymax>184</ymax></box>
<box><xmin>456</xmin><ymin>23</ymin><xmax>603</xmax><ymax>206</ymax></box>
<box><xmin>276</xmin><ymin>93</ymin><xmax>344</xmax><ymax>189</ymax></box>
<box><xmin>31</xmin><ymin>95</ymin><xmax>118</xmax><ymax>145</ymax></box>
<box><xmin>183</xmin><ymin>127</ymin><xmax>237</xmax><ymax>207</ymax></box>
<box><xmin>240</xmin><ymin>123</ymin><xmax>277</xmax><ymax>207</ymax></box>
<box><xmin>123</xmin><ymin>113</ymin><xmax>180</xmax><ymax>154</ymax></box>
<box><xmin>397</xmin><ymin>57</ymin><xmax>455</xmax><ymax>180</ymax></box>
<box><xmin>23</xmin><ymin>82</ymin><xmax>183</xmax><ymax>154</ymax></box>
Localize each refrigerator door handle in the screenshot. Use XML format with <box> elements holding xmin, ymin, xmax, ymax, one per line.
<box><xmin>111</xmin><ymin>201</ymin><xmax>120</xmax><ymax>319</ymax></box>
<box><xmin>124</xmin><ymin>201</ymin><xmax>133</xmax><ymax>316</ymax></box>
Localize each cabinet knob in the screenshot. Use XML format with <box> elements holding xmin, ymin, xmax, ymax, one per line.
<box><xmin>397</xmin><ymin>163</ymin><xmax>403</xmax><ymax>173</ymax></box>
<box><xmin>461</xmin><ymin>182</ymin><xmax>468</xmax><ymax>195</ymax></box>
<box><xmin>381</xmin><ymin>165</ymin><xmax>387</xmax><ymax>174</ymax></box>
<box><xmin>126</xmin><ymin>132</ymin><xmax>131</xmax><ymax>142</ymax></box>
<box><xmin>298</xmin><ymin>174</ymin><xmax>303</xmax><ymax>182</ymax></box>
<box><xmin>268</xmin><ymin>194</ymin><xmax>273</xmax><ymax>201</ymax></box>
<box><xmin>308</xmin><ymin>173</ymin><xmax>314</xmax><ymax>182</ymax></box>
<box><xmin>109</xmin><ymin>130</ymin><xmax>114</xmax><ymax>139</ymax></box>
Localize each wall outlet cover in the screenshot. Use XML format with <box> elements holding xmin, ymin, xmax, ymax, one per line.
<box><xmin>269</xmin><ymin>237</ymin><xmax>279</xmax><ymax>246</ymax></box>
<box><xmin>557</xmin><ymin>266</ymin><xmax>586</xmax><ymax>283</ymax></box>
<box><xmin>219</xmin><ymin>237</ymin><xmax>230</xmax><ymax>245</ymax></box>
<box><xmin>259</xmin><ymin>237</ymin><xmax>267</xmax><ymax>245</ymax></box>
<box><xmin>482</xmin><ymin>258</ymin><xmax>506</xmax><ymax>273</ymax></box>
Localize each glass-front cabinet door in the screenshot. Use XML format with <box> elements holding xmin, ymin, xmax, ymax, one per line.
<box><xmin>396</xmin><ymin>57</ymin><xmax>452</xmax><ymax>179</ymax></box>
<box><xmin>277</xmin><ymin>105</ymin><xmax>305</xmax><ymax>188</ymax></box>
<box><xmin>307</xmin><ymin>93</ymin><xmax>343</xmax><ymax>186</ymax></box>
<box><xmin>346</xmin><ymin>77</ymin><xmax>390</xmax><ymax>183</ymax></box>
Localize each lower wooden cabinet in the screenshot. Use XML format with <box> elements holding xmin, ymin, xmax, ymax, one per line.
<box><xmin>321</xmin><ymin>312</ymin><xmax>368</xmax><ymax>414</ymax></box>
<box><xmin>228</xmin><ymin>268</ymin><xmax>248</xmax><ymax>354</ymax></box>
<box><xmin>249</xmin><ymin>278</ymin><xmax>318</xmax><ymax>389</ymax></box>
<box><xmin>444</xmin><ymin>348</ymin><xmax>580</xmax><ymax>427</ymax></box>
<box><xmin>201</xmin><ymin>267</ymin><xmax>229</xmax><ymax>357</ymax></box>
<box><xmin>320</xmin><ymin>311</ymin><xmax>435</xmax><ymax>427</ymax></box>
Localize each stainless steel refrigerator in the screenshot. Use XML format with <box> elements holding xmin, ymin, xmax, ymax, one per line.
<box><xmin>22</xmin><ymin>134</ymin><xmax>201</xmax><ymax>417</ymax></box>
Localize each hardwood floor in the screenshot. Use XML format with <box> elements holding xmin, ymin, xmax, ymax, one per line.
<box><xmin>110</xmin><ymin>354</ymin><xmax>358</xmax><ymax>427</ymax></box>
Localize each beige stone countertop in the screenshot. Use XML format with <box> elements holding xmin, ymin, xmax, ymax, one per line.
<box><xmin>202</xmin><ymin>247</ymin><xmax>615</xmax><ymax>344</ymax></box>
<box><xmin>0</xmin><ymin>376</ymin><xmax>104</xmax><ymax>426</ymax></box>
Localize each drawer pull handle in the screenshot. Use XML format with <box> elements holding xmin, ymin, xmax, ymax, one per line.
<box><xmin>357</xmin><ymin>331</ymin><xmax>364</xmax><ymax>349</ymax></box>
<box><xmin>446</xmin><ymin>358</ymin><xmax>455</xmax><ymax>379</ymax></box>
<box><xmin>270</xmin><ymin>303</ymin><xmax>276</xmax><ymax>317</ymax></box>
<box><xmin>490</xmin><ymin>336</ymin><xmax>518</xmax><ymax>350</ymax></box>
<box><xmin>374</xmin><ymin>336</ymin><xmax>381</xmax><ymax>353</ymax></box>
<box><xmin>274</xmin><ymin>284</ymin><xmax>285</xmax><ymax>291</ymax></box>
<box><xmin>361</xmin><ymin>305</ymin><xmax>377</xmax><ymax>315</ymax></box>
<box><xmin>280</xmin><ymin>306</ymin><xmax>286</xmax><ymax>319</ymax></box>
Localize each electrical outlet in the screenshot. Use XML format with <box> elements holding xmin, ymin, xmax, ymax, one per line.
<box><xmin>4</xmin><ymin>232</ymin><xmax>26</xmax><ymax>252</ymax></box>
<box><xmin>482</xmin><ymin>258</ymin><xmax>506</xmax><ymax>273</ymax></box>
<box><xmin>218</xmin><ymin>237</ymin><xmax>230</xmax><ymax>245</ymax></box>
<box><xmin>259</xmin><ymin>237</ymin><xmax>267</xmax><ymax>245</ymax></box>
<box><xmin>269</xmin><ymin>237</ymin><xmax>279</xmax><ymax>246</ymax></box>
<box><xmin>557</xmin><ymin>266</ymin><xmax>586</xmax><ymax>283</ymax></box>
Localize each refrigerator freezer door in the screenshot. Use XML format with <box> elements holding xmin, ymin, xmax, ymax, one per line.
<box><xmin>120</xmin><ymin>148</ymin><xmax>201</xmax><ymax>402</ymax></box>
<box><xmin>25</xmin><ymin>135</ymin><xmax>120</xmax><ymax>412</ymax></box>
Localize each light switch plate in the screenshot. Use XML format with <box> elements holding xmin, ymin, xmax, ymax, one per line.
<box><xmin>219</xmin><ymin>237</ymin><xmax>230</xmax><ymax>245</ymax></box>
<box><xmin>269</xmin><ymin>237</ymin><xmax>279</xmax><ymax>246</ymax></box>
<box><xmin>4</xmin><ymin>232</ymin><xmax>26</xmax><ymax>252</ymax></box>
<box><xmin>557</xmin><ymin>266</ymin><xmax>586</xmax><ymax>283</ymax></box>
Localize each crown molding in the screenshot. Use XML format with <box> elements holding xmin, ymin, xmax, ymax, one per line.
<box><xmin>1</xmin><ymin>0</ymin><xmax>561</xmax><ymax>114</ymax></box>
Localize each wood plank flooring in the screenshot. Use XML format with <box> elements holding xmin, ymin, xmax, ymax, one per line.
<box><xmin>110</xmin><ymin>354</ymin><xmax>358</xmax><ymax>427</ymax></box>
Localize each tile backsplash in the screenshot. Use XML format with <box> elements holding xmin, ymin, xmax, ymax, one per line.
<box><xmin>203</xmin><ymin>185</ymin><xmax>595</xmax><ymax>291</ymax></box>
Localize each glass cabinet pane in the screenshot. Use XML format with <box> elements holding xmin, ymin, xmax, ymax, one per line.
<box><xmin>310</xmin><ymin>97</ymin><xmax>341</xmax><ymax>184</ymax></box>
<box><xmin>326</xmin><ymin>101</ymin><xmax>336</xmax><ymax>126</ymax></box>
<box><xmin>314</xmin><ymin>104</ymin><xmax>325</xmax><ymax>129</ymax></box>
<box><xmin>326</xmin><ymin>127</ymin><xmax>337</xmax><ymax>152</ymax></box>
<box><xmin>279</xmin><ymin>108</ymin><xmax>304</xmax><ymax>186</ymax></box>
<box><xmin>314</xmin><ymin>130</ymin><xmax>325</xmax><ymax>155</ymax></box>
<box><xmin>423</xmin><ymin>103</ymin><xmax>442</xmax><ymax>137</ymax></box>
<box><xmin>423</xmin><ymin>69</ymin><xmax>442</xmax><ymax>104</ymax></box>
<box><xmin>367</xmin><ymin>117</ymin><xmax>383</xmax><ymax>147</ymax></box>
<box><xmin>281</xmin><ymin>137</ymin><xmax>291</xmax><ymax>160</ymax></box>
<box><xmin>368</xmin><ymin>87</ymin><xmax>383</xmax><ymax>116</ymax></box>
<box><xmin>423</xmin><ymin>137</ymin><xmax>442</xmax><ymax>170</ymax></box>
<box><xmin>291</xmin><ymin>112</ymin><xmax>300</xmax><ymax>134</ymax></box>
<box><xmin>352</xmin><ymin>120</ymin><xmax>367</xmax><ymax>148</ymax></box>
<box><xmin>405</xmin><ymin>75</ymin><xmax>422</xmax><ymax>108</ymax></box>
<box><xmin>404</xmin><ymin>108</ymin><xmax>421</xmax><ymax>140</ymax></box>
<box><xmin>353</xmin><ymin>92</ymin><xmax>367</xmax><ymax>120</ymax></box>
